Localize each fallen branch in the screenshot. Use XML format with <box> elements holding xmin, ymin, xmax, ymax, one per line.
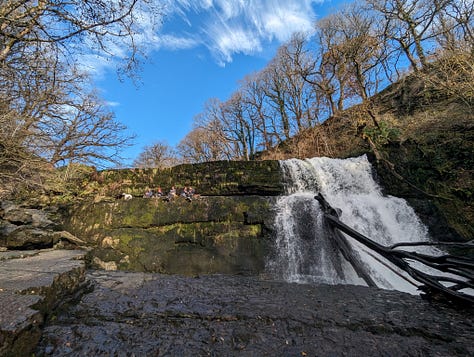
<box><xmin>315</xmin><ymin>193</ymin><xmax>474</xmax><ymax>305</ymax></box>
<box><xmin>315</xmin><ymin>194</ymin><xmax>376</xmax><ymax>287</ymax></box>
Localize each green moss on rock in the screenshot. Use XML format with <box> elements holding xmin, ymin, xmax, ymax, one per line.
<box><xmin>84</xmin><ymin>160</ymin><xmax>284</xmax><ymax>199</ymax></box>
<box><xmin>63</xmin><ymin>194</ymin><xmax>276</xmax><ymax>275</ymax></box>
<box><xmin>86</xmin><ymin>222</ymin><xmax>268</xmax><ymax>275</ymax></box>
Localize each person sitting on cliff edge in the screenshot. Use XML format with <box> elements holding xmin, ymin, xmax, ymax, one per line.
<box><xmin>155</xmin><ymin>187</ymin><xmax>163</xmax><ymax>197</ymax></box>
<box><xmin>181</xmin><ymin>187</ymin><xmax>189</xmax><ymax>198</ymax></box>
<box><xmin>185</xmin><ymin>186</ymin><xmax>196</xmax><ymax>202</ymax></box>
<box><xmin>163</xmin><ymin>186</ymin><xmax>177</xmax><ymax>202</ymax></box>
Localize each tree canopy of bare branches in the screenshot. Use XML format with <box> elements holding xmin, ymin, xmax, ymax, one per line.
<box><xmin>0</xmin><ymin>0</ymin><xmax>162</xmax><ymax>197</ymax></box>
<box><xmin>133</xmin><ymin>141</ymin><xmax>178</xmax><ymax>169</ymax></box>
<box><xmin>0</xmin><ymin>0</ymin><xmax>161</xmax><ymax>70</ymax></box>
<box><xmin>150</xmin><ymin>1</ymin><xmax>473</xmax><ymax>165</ymax></box>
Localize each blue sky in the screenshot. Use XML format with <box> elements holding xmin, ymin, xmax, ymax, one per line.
<box><xmin>93</xmin><ymin>0</ymin><xmax>347</xmax><ymax>167</ymax></box>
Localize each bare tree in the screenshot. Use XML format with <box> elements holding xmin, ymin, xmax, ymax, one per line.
<box><xmin>303</xmin><ymin>19</ymin><xmax>351</xmax><ymax>117</ymax></box>
<box><xmin>365</xmin><ymin>0</ymin><xmax>451</xmax><ymax>72</ymax></box>
<box><xmin>239</xmin><ymin>72</ymin><xmax>275</xmax><ymax>151</ymax></box>
<box><xmin>0</xmin><ymin>0</ymin><xmax>161</xmax><ymax>71</ymax></box>
<box><xmin>327</xmin><ymin>4</ymin><xmax>388</xmax><ymax>101</ymax></box>
<box><xmin>220</xmin><ymin>92</ymin><xmax>255</xmax><ymax>160</ymax></box>
<box><xmin>276</xmin><ymin>35</ymin><xmax>318</xmax><ymax>131</ymax></box>
<box><xmin>177</xmin><ymin>99</ymin><xmax>235</xmax><ymax>163</ymax></box>
<box><xmin>177</xmin><ymin>128</ymin><xmax>211</xmax><ymax>164</ymax></box>
<box><xmin>133</xmin><ymin>141</ymin><xmax>178</xmax><ymax>168</ymax></box>
<box><xmin>0</xmin><ymin>1</ymin><xmax>160</xmax><ymax>197</ymax></box>
<box><xmin>177</xmin><ymin>127</ymin><xmax>228</xmax><ymax>164</ymax></box>
<box><xmin>1</xmin><ymin>54</ymin><xmax>134</xmax><ymax>167</ymax></box>
<box><xmin>433</xmin><ymin>0</ymin><xmax>474</xmax><ymax>52</ymax></box>
<box><xmin>261</xmin><ymin>62</ymin><xmax>291</xmax><ymax>141</ymax></box>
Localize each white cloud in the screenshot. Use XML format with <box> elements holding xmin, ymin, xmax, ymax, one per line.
<box><xmin>209</xmin><ymin>24</ymin><xmax>262</xmax><ymax>64</ymax></box>
<box><xmin>79</xmin><ymin>1</ymin><xmax>323</xmax><ymax>74</ymax></box>
<box><xmin>161</xmin><ymin>0</ymin><xmax>323</xmax><ymax>64</ymax></box>
<box><xmin>260</xmin><ymin>3</ymin><xmax>315</xmax><ymax>42</ymax></box>
<box><xmin>214</xmin><ymin>0</ymin><xmax>243</xmax><ymax>19</ymax></box>
<box><xmin>156</xmin><ymin>34</ymin><xmax>200</xmax><ymax>51</ymax></box>
<box><xmin>106</xmin><ymin>101</ymin><xmax>121</xmax><ymax>108</ymax></box>
<box><xmin>76</xmin><ymin>53</ymin><xmax>115</xmax><ymax>78</ymax></box>
<box><xmin>201</xmin><ymin>0</ymin><xmax>214</xmax><ymax>9</ymax></box>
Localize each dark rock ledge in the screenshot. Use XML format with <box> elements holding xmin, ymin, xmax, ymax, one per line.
<box><xmin>1</xmin><ymin>251</ymin><xmax>472</xmax><ymax>356</ymax></box>
<box><xmin>1</xmin><ymin>201</ymin><xmax>86</xmax><ymax>250</ymax></box>
<box><xmin>0</xmin><ymin>249</ymin><xmax>86</xmax><ymax>357</ymax></box>
<box><xmin>37</xmin><ymin>271</ymin><xmax>474</xmax><ymax>356</ymax></box>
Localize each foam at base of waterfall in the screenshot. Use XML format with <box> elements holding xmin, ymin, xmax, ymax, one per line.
<box><xmin>268</xmin><ymin>155</ymin><xmax>434</xmax><ymax>295</ymax></box>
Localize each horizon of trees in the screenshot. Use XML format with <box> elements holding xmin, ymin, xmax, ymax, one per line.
<box><xmin>134</xmin><ymin>0</ymin><xmax>473</xmax><ymax>168</ymax></box>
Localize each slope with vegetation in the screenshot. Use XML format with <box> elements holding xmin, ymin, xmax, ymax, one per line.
<box><xmin>261</xmin><ymin>54</ymin><xmax>473</xmax><ymax>242</ymax></box>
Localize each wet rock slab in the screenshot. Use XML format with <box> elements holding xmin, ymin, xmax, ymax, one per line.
<box><xmin>0</xmin><ymin>249</ymin><xmax>86</xmax><ymax>356</ymax></box>
<box><xmin>37</xmin><ymin>271</ymin><xmax>473</xmax><ymax>356</ymax></box>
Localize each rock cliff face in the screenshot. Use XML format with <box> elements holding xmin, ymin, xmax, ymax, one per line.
<box><xmin>88</xmin><ymin>160</ymin><xmax>284</xmax><ymax>198</ymax></box>
<box><xmin>61</xmin><ymin>160</ymin><xmax>284</xmax><ymax>275</ymax></box>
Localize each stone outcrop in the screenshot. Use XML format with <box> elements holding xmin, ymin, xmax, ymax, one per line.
<box><xmin>63</xmin><ymin>195</ymin><xmax>277</xmax><ymax>275</ymax></box>
<box><xmin>60</xmin><ymin>160</ymin><xmax>285</xmax><ymax>275</ymax></box>
<box><xmin>0</xmin><ymin>201</ymin><xmax>57</xmax><ymax>249</ymax></box>
<box><xmin>0</xmin><ymin>250</ymin><xmax>86</xmax><ymax>357</ymax></box>
<box><xmin>88</xmin><ymin>159</ymin><xmax>284</xmax><ymax>198</ymax></box>
<box><xmin>0</xmin><ymin>201</ymin><xmax>85</xmax><ymax>250</ymax></box>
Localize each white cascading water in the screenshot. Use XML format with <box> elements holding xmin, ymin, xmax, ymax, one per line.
<box><xmin>266</xmin><ymin>155</ymin><xmax>433</xmax><ymax>295</ymax></box>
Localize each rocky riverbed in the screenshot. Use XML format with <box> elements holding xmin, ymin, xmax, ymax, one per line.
<box><xmin>36</xmin><ymin>271</ymin><xmax>473</xmax><ymax>356</ymax></box>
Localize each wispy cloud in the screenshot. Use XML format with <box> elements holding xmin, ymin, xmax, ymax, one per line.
<box><xmin>155</xmin><ymin>34</ymin><xmax>200</xmax><ymax>51</ymax></box>
<box><xmin>105</xmin><ymin>101</ymin><xmax>121</xmax><ymax>108</ymax></box>
<box><xmin>80</xmin><ymin>1</ymin><xmax>322</xmax><ymax>74</ymax></box>
<box><xmin>161</xmin><ymin>0</ymin><xmax>322</xmax><ymax>65</ymax></box>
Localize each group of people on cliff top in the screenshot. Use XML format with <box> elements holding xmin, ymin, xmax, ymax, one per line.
<box><xmin>143</xmin><ymin>186</ymin><xmax>196</xmax><ymax>202</ymax></box>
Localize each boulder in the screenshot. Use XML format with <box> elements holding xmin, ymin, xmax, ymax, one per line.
<box><xmin>4</xmin><ymin>227</ymin><xmax>56</xmax><ymax>250</ymax></box>
<box><xmin>0</xmin><ymin>202</ymin><xmax>82</xmax><ymax>250</ymax></box>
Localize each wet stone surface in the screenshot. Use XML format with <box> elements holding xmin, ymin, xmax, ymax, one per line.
<box><xmin>0</xmin><ymin>249</ymin><xmax>86</xmax><ymax>356</ymax></box>
<box><xmin>37</xmin><ymin>271</ymin><xmax>473</xmax><ymax>356</ymax></box>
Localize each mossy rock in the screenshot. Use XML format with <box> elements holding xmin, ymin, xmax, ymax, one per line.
<box><xmin>84</xmin><ymin>160</ymin><xmax>284</xmax><ymax>199</ymax></box>
<box><xmin>63</xmin><ymin>195</ymin><xmax>276</xmax><ymax>275</ymax></box>
<box><xmin>85</xmin><ymin>222</ymin><xmax>269</xmax><ymax>275</ymax></box>
<box><xmin>62</xmin><ymin>196</ymin><xmax>275</xmax><ymax>237</ymax></box>
<box><xmin>371</xmin><ymin>118</ymin><xmax>473</xmax><ymax>241</ymax></box>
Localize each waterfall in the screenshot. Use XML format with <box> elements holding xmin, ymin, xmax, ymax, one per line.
<box><xmin>266</xmin><ymin>155</ymin><xmax>432</xmax><ymax>295</ymax></box>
